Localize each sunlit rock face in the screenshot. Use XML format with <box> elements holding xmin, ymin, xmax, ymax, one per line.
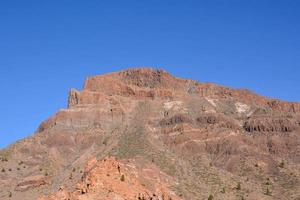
<box><xmin>1</xmin><ymin>68</ymin><xmax>300</xmax><ymax>200</ymax></box>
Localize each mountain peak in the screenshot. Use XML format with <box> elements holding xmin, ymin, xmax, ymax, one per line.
<box><xmin>68</xmin><ymin>68</ymin><xmax>300</xmax><ymax>113</ymax></box>
<box><xmin>1</xmin><ymin>68</ymin><xmax>300</xmax><ymax>200</ymax></box>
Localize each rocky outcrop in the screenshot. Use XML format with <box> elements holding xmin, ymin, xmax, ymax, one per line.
<box><xmin>267</xmin><ymin>99</ymin><xmax>300</xmax><ymax>113</ymax></box>
<box><xmin>15</xmin><ymin>175</ymin><xmax>47</xmax><ymax>191</ymax></box>
<box><xmin>244</xmin><ymin>116</ymin><xmax>299</xmax><ymax>133</ymax></box>
<box><xmin>39</xmin><ymin>157</ymin><xmax>181</xmax><ymax>200</ymax></box>
<box><xmin>120</xmin><ymin>68</ymin><xmax>166</xmax><ymax>88</ymax></box>
<box><xmin>69</xmin><ymin>68</ymin><xmax>300</xmax><ymax>115</ymax></box>
<box><xmin>159</xmin><ymin>114</ymin><xmax>192</xmax><ymax>127</ymax></box>
<box><xmin>196</xmin><ymin>113</ymin><xmax>238</xmax><ymax>129</ymax></box>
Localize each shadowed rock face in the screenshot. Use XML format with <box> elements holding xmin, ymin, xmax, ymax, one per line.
<box><xmin>244</xmin><ymin>116</ymin><xmax>299</xmax><ymax>133</ymax></box>
<box><xmin>1</xmin><ymin>68</ymin><xmax>300</xmax><ymax>200</ymax></box>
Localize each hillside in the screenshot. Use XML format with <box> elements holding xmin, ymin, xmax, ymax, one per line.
<box><xmin>1</xmin><ymin>68</ymin><xmax>300</xmax><ymax>200</ymax></box>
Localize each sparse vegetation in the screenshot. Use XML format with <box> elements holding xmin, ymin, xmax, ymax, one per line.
<box><xmin>72</xmin><ymin>167</ymin><xmax>76</xmax><ymax>172</ymax></box>
<box><xmin>236</xmin><ymin>182</ymin><xmax>241</xmax><ymax>190</ymax></box>
<box><xmin>102</xmin><ymin>138</ymin><xmax>108</xmax><ymax>146</ymax></box>
<box><xmin>18</xmin><ymin>161</ymin><xmax>24</xmax><ymax>165</ymax></box>
<box><xmin>17</xmin><ymin>167</ymin><xmax>20</xmax><ymax>171</ymax></box>
<box><xmin>265</xmin><ymin>187</ymin><xmax>271</xmax><ymax>196</ymax></box>
<box><xmin>0</xmin><ymin>156</ymin><xmax>8</xmax><ymax>162</ymax></box>
<box><xmin>1</xmin><ymin>168</ymin><xmax>5</xmax><ymax>172</ymax></box>
<box><xmin>8</xmin><ymin>191</ymin><xmax>12</xmax><ymax>198</ymax></box>
<box><xmin>8</xmin><ymin>168</ymin><xmax>12</xmax><ymax>172</ymax></box>
<box><xmin>44</xmin><ymin>171</ymin><xmax>48</xmax><ymax>176</ymax></box>
<box><xmin>279</xmin><ymin>160</ymin><xmax>284</xmax><ymax>168</ymax></box>
<box><xmin>208</xmin><ymin>194</ymin><xmax>214</xmax><ymax>200</ymax></box>
<box><xmin>221</xmin><ymin>187</ymin><xmax>225</xmax><ymax>193</ymax></box>
<box><xmin>120</xmin><ymin>174</ymin><xmax>125</xmax><ymax>182</ymax></box>
<box><xmin>265</xmin><ymin>178</ymin><xmax>271</xmax><ymax>185</ymax></box>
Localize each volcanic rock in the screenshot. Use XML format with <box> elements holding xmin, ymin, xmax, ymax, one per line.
<box><xmin>1</xmin><ymin>68</ymin><xmax>300</xmax><ymax>200</ymax></box>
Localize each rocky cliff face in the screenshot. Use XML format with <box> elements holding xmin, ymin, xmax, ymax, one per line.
<box><xmin>1</xmin><ymin>68</ymin><xmax>300</xmax><ymax>200</ymax></box>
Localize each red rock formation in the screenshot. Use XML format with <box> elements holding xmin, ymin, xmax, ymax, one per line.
<box><xmin>39</xmin><ymin>157</ymin><xmax>182</xmax><ymax>200</ymax></box>
<box><xmin>1</xmin><ymin>68</ymin><xmax>300</xmax><ymax>200</ymax></box>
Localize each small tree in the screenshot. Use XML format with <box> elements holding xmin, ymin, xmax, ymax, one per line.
<box><xmin>279</xmin><ymin>160</ymin><xmax>284</xmax><ymax>168</ymax></box>
<box><xmin>221</xmin><ymin>187</ymin><xmax>225</xmax><ymax>193</ymax></box>
<box><xmin>265</xmin><ymin>187</ymin><xmax>271</xmax><ymax>196</ymax></box>
<box><xmin>236</xmin><ymin>182</ymin><xmax>241</xmax><ymax>190</ymax></box>
<box><xmin>1</xmin><ymin>168</ymin><xmax>5</xmax><ymax>172</ymax></box>
<box><xmin>120</xmin><ymin>174</ymin><xmax>125</xmax><ymax>182</ymax></box>
<box><xmin>1</xmin><ymin>157</ymin><xmax>8</xmax><ymax>162</ymax></box>
<box><xmin>208</xmin><ymin>194</ymin><xmax>214</xmax><ymax>200</ymax></box>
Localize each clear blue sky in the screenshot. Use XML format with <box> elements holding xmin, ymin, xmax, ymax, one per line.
<box><xmin>0</xmin><ymin>1</ymin><xmax>300</xmax><ymax>148</ymax></box>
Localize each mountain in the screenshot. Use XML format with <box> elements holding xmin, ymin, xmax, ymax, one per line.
<box><xmin>1</xmin><ymin>68</ymin><xmax>300</xmax><ymax>200</ymax></box>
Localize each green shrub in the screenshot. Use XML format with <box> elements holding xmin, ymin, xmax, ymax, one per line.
<box><xmin>208</xmin><ymin>194</ymin><xmax>214</xmax><ymax>200</ymax></box>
